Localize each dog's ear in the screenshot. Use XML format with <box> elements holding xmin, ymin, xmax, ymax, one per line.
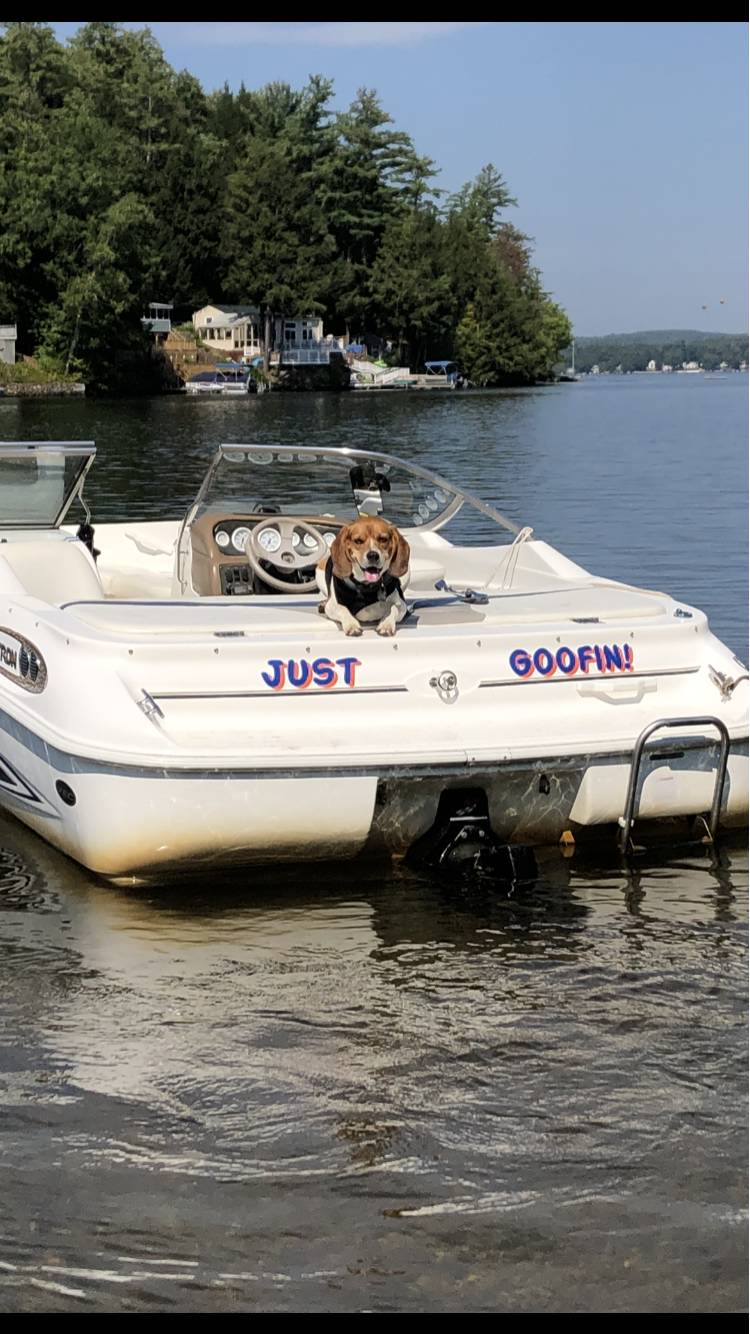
<box><xmin>330</xmin><ymin>525</ymin><xmax>353</xmax><ymax>577</ymax></box>
<box><xmin>391</xmin><ymin>529</ymin><xmax>410</xmax><ymax>578</ymax></box>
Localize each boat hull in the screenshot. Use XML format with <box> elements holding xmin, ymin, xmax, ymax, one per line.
<box><xmin>0</xmin><ymin>710</ymin><xmax>746</xmax><ymax>881</ymax></box>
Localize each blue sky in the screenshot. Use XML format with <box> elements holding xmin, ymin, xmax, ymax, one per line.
<box><xmin>52</xmin><ymin>21</ymin><xmax>748</xmax><ymax>336</ymax></box>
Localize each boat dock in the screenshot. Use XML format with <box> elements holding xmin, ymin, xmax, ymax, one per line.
<box><xmin>351</xmin><ymin>359</ymin><xmax>463</xmax><ymax>391</ymax></box>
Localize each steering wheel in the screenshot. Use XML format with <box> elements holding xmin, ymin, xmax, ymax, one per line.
<box><xmin>245</xmin><ymin>517</ymin><xmax>328</xmax><ymax>593</ymax></box>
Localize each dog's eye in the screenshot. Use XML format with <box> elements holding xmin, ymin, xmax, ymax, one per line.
<box><xmin>378</xmin><ymin>535</ymin><xmax>389</xmax><ymax>545</ymax></box>
<box><xmin>353</xmin><ymin>536</ymin><xmax>365</xmax><ymax>545</ymax></box>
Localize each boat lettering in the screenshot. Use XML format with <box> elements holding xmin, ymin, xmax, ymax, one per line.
<box><xmin>509</xmin><ymin>643</ymin><xmax>634</xmax><ymax>678</ymax></box>
<box><xmin>0</xmin><ymin>627</ymin><xmax>47</xmax><ymax>693</ymax></box>
<box><xmin>261</xmin><ymin>656</ymin><xmax>361</xmax><ymax>691</ymax></box>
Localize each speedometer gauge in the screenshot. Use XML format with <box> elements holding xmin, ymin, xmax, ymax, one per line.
<box><xmin>303</xmin><ymin>533</ymin><xmax>319</xmax><ymax>550</ymax></box>
<box><xmin>255</xmin><ymin>527</ymin><xmax>281</xmax><ymax>554</ymax></box>
<box><xmin>232</xmin><ymin>526</ymin><xmax>253</xmax><ymax>553</ymax></box>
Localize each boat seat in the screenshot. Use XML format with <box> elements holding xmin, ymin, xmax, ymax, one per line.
<box><xmin>404</xmin><ymin>557</ymin><xmax>445</xmax><ymax>591</ymax></box>
<box><xmin>0</xmin><ymin>538</ymin><xmax>104</xmax><ymax>604</ymax></box>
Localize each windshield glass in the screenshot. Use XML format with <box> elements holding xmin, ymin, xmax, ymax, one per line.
<box><xmin>190</xmin><ymin>445</ymin><xmax>519</xmax><ymax>538</ymax></box>
<box><xmin>0</xmin><ymin>443</ymin><xmax>95</xmax><ymax>528</ymax></box>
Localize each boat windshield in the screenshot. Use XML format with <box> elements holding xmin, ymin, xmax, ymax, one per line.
<box><xmin>0</xmin><ymin>442</ymin><xmax>95</xmax><ymax>528</ymax></box>
<box><xmin>186</xmin><ymin>444</ymin><xmax>520</xmax><ymax>538</ymax></box>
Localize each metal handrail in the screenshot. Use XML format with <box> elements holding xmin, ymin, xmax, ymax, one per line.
<box><xmin>617</xmin><ymin>715</ymin><xmax>730</xmax><ymax>853</ymax></box>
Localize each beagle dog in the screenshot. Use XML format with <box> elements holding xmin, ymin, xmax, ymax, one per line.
<box><xmin>316</xmin><ymin>517</ymin><xmax>410</xmax><ymax>636</ymax></box>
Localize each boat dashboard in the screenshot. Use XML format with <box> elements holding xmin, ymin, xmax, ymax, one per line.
<box><xmin>189</xmin><ymin>509</ymin><xmax>345</xmax><ymax>596</ymax></box>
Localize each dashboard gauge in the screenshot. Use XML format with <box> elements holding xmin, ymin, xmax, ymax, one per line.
<box><xmin>291</xmin><ymin>531</ymin><xmax>301</xmax><ymax>548</ymax></box>
<box><xmin>303</xmin><ymin>532</ymin><xmax>319</xmax><ymax>550</ymax></box>
<box><xmin>256</xmin><ymin>526</ymin><xmax>282</xmax><ymax>555</ymax></box>
<box><xmin>215</xmin><ymin>529</ymin><xmax>230</xmax><ymax>549</ymax></box>
<box><xmin>231</xmin><ymin>525</ymin><xmax>253</xmax><ymax>553</ymax></box>
<box><xmin>323</xmin><ymin>531</ymin><xmax>336</xmax><ymax>547</ymax></box>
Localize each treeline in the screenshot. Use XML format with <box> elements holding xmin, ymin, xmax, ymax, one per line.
<box><xmin>574</xmin><ymin>332</ymin><xmax>748</xmax><ymax>374</ymax></box>
<box><xmin>0</xmin><ymin>22</ymin><xmax>571</xmax><ymax>391</ymax></box>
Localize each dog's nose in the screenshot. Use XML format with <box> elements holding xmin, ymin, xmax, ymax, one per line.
<box><xmin>366</xmin><ymin>549</ymin><xmax>380</xmax><ymax>563</ymax></box>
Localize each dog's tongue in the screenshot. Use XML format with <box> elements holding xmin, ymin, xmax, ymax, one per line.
<box><xmin>363</xmin><ymin>568</ymin><xmax>381</xmax><ymax>583</ymax></box>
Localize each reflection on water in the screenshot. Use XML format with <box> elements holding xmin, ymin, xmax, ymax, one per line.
<box><xmin>0</xmin><ymin>378</ymin><xmax>747</xmax><ymax>1311</ymax></box>
<box><xmin>0</xmin><ymin>815</ymin><xmax>746</xmax><ymax>1312</ymax></box>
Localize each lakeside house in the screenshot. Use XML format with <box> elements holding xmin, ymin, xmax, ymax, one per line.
<box><xmin>140</xmin><ymin>303</ymin><xmax>173</xmax><ymax>341</ymax></box>
<box><xmin>191</xmin><ymin>305</ymin><xmax>339</xmax><ymax>365</ymax></box>
<box><xmin>0</xmin><ymin>324</ymin><xmax>17</xmax><ymax>365</ymax></box>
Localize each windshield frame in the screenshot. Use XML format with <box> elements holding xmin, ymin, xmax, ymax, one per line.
<box><xmin>182</xmin><ymin>443</ymin><xmax>521</xmax><ymax>538</ymax></box>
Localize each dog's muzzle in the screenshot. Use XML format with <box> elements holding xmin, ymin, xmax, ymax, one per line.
<box><xmin>361</xmin><ymin>552</ymin><xmax>384</xmax><ymax>584</ymax></box>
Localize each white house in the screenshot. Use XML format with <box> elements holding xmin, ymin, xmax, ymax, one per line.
<box><xmin>191</xmin><ymin>305</ymin><xmax>329</xmax><ymax>362</ymax></box>
<box><xmin>0</xmin><ymin>324</ymin><xmax>17</xmax><ymax>365</ymax></box>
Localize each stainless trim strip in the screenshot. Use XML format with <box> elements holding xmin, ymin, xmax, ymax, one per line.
<box><xmin>152</xmin><ymin>686</ymin><xmax>409</xmax><ymax>701</ymax></box>
<box><xmin>479</xmin><ymin>667</ymin><xmax>700</xmax><ymax>688</ymax></box>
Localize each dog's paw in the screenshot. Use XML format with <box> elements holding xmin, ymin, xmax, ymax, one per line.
<box><xmin>344</xmin><ymin>622</ymin><xmax>363</xmax><ymax>636</ymax></box>
<box><xmin>376</xmin><ymin>619</ymin><xmax>396</xmax><ymax>637</ymax></box>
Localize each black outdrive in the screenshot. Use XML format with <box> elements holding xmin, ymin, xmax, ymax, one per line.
<box><xmin>405</xmin><ymin>788</ymin><xmax>537</xmax><ymax>887</ymax></box>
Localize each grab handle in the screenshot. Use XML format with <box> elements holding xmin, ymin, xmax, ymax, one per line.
<box><xmin>577</xmin><ymin>679</ymin><xmax>657</xmax><ymax>705</ymax></box>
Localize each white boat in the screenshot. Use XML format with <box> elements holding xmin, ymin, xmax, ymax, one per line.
<box><xmin>0</xmin><ymin>441</ymin><xmax>746</xmax><ymax>883</ymax></box>
<box><xmin>186</xmin><ymin>369</ymin><xmax>254</xmax><ymax>395</ymax></box>
<box><xmin>559</xmin><ymin>337</ymin><xmax>582</xmax><ymax>382</ymax></box>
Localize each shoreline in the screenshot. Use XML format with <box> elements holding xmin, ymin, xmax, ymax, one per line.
<box><xmin>0</xmin><ymin>381</ymin><xmax>86</xmax><ymax>397</ymax></box>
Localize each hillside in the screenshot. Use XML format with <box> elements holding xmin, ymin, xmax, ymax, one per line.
<box><xmin>572</xmin><ymin>329</ymin><xmax>748</xmax><ymax>373</ymax></box>
<box><xmin>579</xmin><ymin>328</ymin><xmax>745</xmax><ymax>344</ymax></box>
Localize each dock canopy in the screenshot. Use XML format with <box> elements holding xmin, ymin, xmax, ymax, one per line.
<box><xmin>424</xmin><ymin>360</ymin><xmax>460</xmax><ymax>383</ymax></box>
<box><xmin>191</xmin><ymin>369</ymin><xmax>249</xmax><ymax>383</ymax></box>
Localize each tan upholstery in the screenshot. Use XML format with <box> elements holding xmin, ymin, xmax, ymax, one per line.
<box><xmin>0</xmin><ymin>539</ymin><xmax>104</xmax><ymax>604</ymax></box>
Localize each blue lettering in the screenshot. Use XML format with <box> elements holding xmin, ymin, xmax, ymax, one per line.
<box><xmin>603</xmin><ymin>645</ymin><xmax>624</xmax><ymax>672</ymax></box>
<box><xmin>510</xmin><ymin>648</ymin><xmax>534</xmax><ymax>678</ymax></box>
<box><xmin>556</xmin><ymin>646</ymin><xmax>578</xmax><ymax>675</ymax></box>
<box><xmin>261</xmin><ymin>659</ymin><xmax>286</xmax><ymax>691</ymax></box>
<box><xmin>312</xmin><ymin>657</ymin><xmax>337</xmax><ymax>688</ymax></box>
<box><xmin>336</xmin><ymin>656</ymin><xmax>361</xmax><ymax>687</ymax></box>
<box><xmin>287</xmin><ymin>659</ymin><xmax>313</xmax><ymax>689</ymax></box>
<box><xmin>533</xmin><ymin>647</ymin><xmax>556</xmax><ymax>677</ymax></box>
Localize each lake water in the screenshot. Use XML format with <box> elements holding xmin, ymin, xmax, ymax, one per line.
<box><xmin>0</xmin><ymin>376</ymin><xmax>747</xmax><ymax>1312</ymax></box>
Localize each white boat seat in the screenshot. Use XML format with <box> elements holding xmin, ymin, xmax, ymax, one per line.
<box><xmin>0</xmin><ymin>554</ymin><xmax>28</xmax><ymax>597</ymax></box>
<box><xmin>404</xmin><ymin>557</ymin><xmax>445</xmax><ymax>591</ymax></box>
<box><xmin>0</xmin><ymin>538</ymin><xmax>104</xmax><ymax>604</ymax></box>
